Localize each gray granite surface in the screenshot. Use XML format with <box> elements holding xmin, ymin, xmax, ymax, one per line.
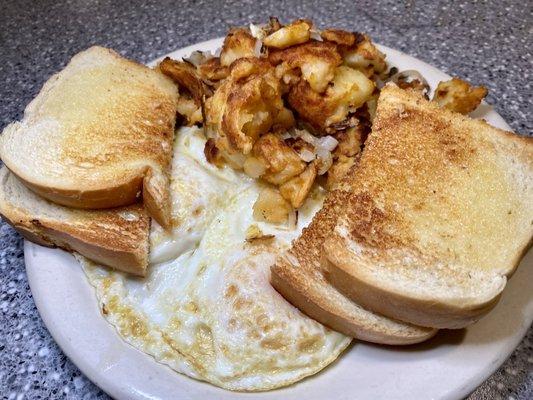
<box><xmin>0</xmin><ymin>0</ymin><xmax>531</xmax><ymax>399</ymax></box>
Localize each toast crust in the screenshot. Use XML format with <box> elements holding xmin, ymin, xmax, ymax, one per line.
<box><xmin>0</xmin><ymin>168</ymin><xmax>150</xmax><ymax>276</ymax></box>
<box><xmin>16</xmin><ymin>172</ymin><xmax>145</xmax><ymax>209</ymax></box>
<box><xmin>271</xmin><ymin>258</ymin><xmax>437</xmax><ymax>344</ymax></box>
<box><xmin>324</xmin><ymin>84</ymin><xmax>533</xmax><ymax>329</ymax></box>
<box><xmin>324</xmin><ymin>243</ymin><xmax>503</xmax><ymax>329</ymax></box>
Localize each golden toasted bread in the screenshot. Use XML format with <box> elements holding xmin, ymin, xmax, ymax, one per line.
<box><xmin>0</xmin><ymin>167</ymin><xmax>149</xmax><ymax>276</ymax></box>
<box><xmin>271</xmin><ymin>160</ymin><xmax>437</xmax><ymax>345</ymax></box>
<box><xmin>0</xmin><ymin>46</ymin><xmax>179</xmax><ymax>228</ymax></box>
<box><xmin>324</xmin><ymin>84</ymin><xmax>533</xmax><ymax>329</ymax></box>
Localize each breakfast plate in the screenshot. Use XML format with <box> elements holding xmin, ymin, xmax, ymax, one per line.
<box><xmin>25</xmin><ymin>38</ymin><xmax>533</xmax><ymax>400</ymax></box>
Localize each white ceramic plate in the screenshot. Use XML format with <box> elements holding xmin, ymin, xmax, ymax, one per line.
<box><xmin>25</xmin><ymin>38</ymin><xmax>533</xmax><ymax>400</ymax></box>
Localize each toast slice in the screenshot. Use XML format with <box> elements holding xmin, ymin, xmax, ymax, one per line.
<box><xmin>271</xmin><ymin>170</ymin><xmax>437</xmax><ymax>345</ymax></box>
<box><xmin>0</xmin><ymin>167</ymin><xmax>150</xmax><ymax>276</ymax></box>
<box><xmin>0</xmin><ymin>46</ymin><xmax>179</xmax><ymax>228</ymax></box>
<box><xmin>324</xmin><ymin>84</ymin><xmax>533</xmax><ymax>329</ymax></box>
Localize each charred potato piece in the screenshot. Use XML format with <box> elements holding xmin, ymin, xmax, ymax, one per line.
<box><xmin>279</xmin><ymin>162</ymin><xmax>317</xmax><ymax>208</ymax></box>
<box><xmin>321</xmin><ymin>29</ymin><xmax>356</xmax><ymax>46</ymax></box>
<box><xmin>269</xmin><ymin>41</ymin><xmax>342</xmax><ymax>93</ymax></box>
<box><xmin>220</xmin><ymin>28</ymin><xmax>257</xmax><ymax>67</ymax></box>
<box><xmin>288</xmin><ymin>66</ymin><xmax>374</xmax><ymax>134</ymax></box>
<box><xmin>198</xmin><ymin>57</ymin><xmax>229</xmax><ymax>81</ymax></box>
<box><xmin>253</xmin><ymin>133</ymin><xmax>306</xmax><ymax>185</ymax></box>
<box><xmin>263</xmin><ymin>19</ymin><xmax>312</xmax><ymax>49</ymax></box>
<box><xmin>253</xmin><ymin>187</ymin><xmax>292</xmax><ymax>223</ymax></box>
<box><xmin>159</xmin><ymin>58</ymin><xmax>212</xmax><ymax>103</ymax></box>
<box><xmin>432</xmin><ymin>77</ymin><xmax>488</xmax><ymax>114</ymax></box>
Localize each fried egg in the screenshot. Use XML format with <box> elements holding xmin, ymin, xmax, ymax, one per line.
<box><xmin>81</xmin><ymin>126</ymin><xmax>350</xmax><ymax>391</ymax></box>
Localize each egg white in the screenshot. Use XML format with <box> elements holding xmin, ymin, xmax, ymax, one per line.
<box><xmin>82</xmin><ymin>126</ymin><xmax>350</xmax><ymax>391</ymax></box>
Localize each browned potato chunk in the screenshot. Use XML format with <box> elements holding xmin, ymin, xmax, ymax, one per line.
<box><xmin>198</xmin><ymin>57</ymin><xmax>229</xmax><ymax>81</ymax></box>
<box><xmin>334</xmin><ymin>126</ymin><xmax>364</xmax><ymax>157</ymax></box>
<box><xmin>263</xmin><ymin>19</ymin><xmax>312</xmax><ymax>49</ymax></box>
<box><xmin>159</xmin><ymin>57</ymin><xmax>212</xmax><ymax>103</ymax></box>
<box><xmin>253</xmin><ymin>134</ymin><xmax>306</xmax><ymax>185</ymax></box>
<box><xmin>432</xmin><ymin>78</ymin><xmax>488</xmax><ymax>114</ymax></box>
<box><xmin>287</xmin><ymin>66</ymin><xmax>374</xmax><ymax>134</ymax></box>
<box><xmin>243</xmin><ymin>156</ymin><xmax>267</xmax><ymax>178</ymax></box>
<box><xmin>253</xmin><ymin>187</ymin><xmax>292</xmax><ymax>223</ymax></box>
<box><xmin>279</xmin><ymin>162</ymin><xmax>317</xmax><ymax>208</ymax></box>
<box><xmin>269</xmin><ymin>41</ymin><xmax>342</xmax><ymax>93</ymax></box>
<box><xmin>342</xmin><ymin>34</ymin><xmax>387</xmax><ymax>79</ymax></box>
<box><xmin>220</xmin><ymin>28</ymin><xmax>257</xmax><ymax>67</ymax></box>
<box><xmin>320</xmin><ymin>29</ymin><xmax>356</xmax><ymax>46</ymax></box>
<box><xmin>205</xmin><ymin>58</ymin><xmax>284</xmax><ymax>154</ymax></box>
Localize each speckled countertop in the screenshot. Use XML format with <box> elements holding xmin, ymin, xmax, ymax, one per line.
<box><xmin>0</xmin><ymin>0</ymin><xmax>531</xmax><ymax>399</ymax></box>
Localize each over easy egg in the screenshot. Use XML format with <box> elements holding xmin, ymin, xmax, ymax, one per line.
<box><xmin>81</xmin><ymin>127</ymin><xmax>350</xmax><ymax>391</ymax></box>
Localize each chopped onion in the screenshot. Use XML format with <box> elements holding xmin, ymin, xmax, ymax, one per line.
<box><xmin>316</xmin><ymin>135</ymin><xmax>338</xmax><ymax>152</ymax></box>
<box><xmin>253</xmin><ymin>39</ymin><xmax>263</xmax><ymax>57</ymax></box>
<box><xmin>280</xmin><ymin>131</ymin><xmax>292</xmax><ymax>140</ymax></box>
<box><xmin>309</xmin><ymin>28</ymin><xmax>322</xmax><ymax>41</ymax></box>
<box><xmin>287</xmin><ymin>209</ymin><xmax>297</xmax><ymax>230</ymax></box>
<box><xmin>249</xmin><ymin>23</ymin><xmax>268</xmax><ymax>40</ymax></box>
<box><xmin>298</xmin><ymin>148</ymin><xmax>316</xmax><ymax>162</ymax></box>
<box><xmin>316</xmin><ymin>150</ymin><xmax>333</xmax><ymax>175</ymax></box>
<box><xmin>389</xmin><ymin>69</ymin><xmax>429</xmax><ymax>86</ymax></box>
<box><xmin>183</xmin><ymin>51</ymin><xmax>213</xmax><ymax>67</ymax></box>
<box><xmin>293</xmin><ymin>128</ymin><xmax>317</xmax><ymax>145</ymax></box>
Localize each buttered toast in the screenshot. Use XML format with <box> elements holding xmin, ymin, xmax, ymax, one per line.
<box><xmin>0</xmin><ymin>46</ymin><xmax>179</xmax><ymax>228</ymax></box>
<box><xmin>324</xmin><ymin>84</ymin><xmax>533</xmax><ymax>329</ymax></box>
<box><xmin>271</xmin><ymin>163</ymin><xmax>437</xmax><ymax>345</ymax></box>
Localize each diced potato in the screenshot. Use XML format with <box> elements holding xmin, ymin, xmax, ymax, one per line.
<box><xmin>243</xmin><ymin>156</ymin><xmax>267</xmax><ymax>178</ymax></box>
<box><xmin>269</xmin><ymin>41</ymin><xmax>342</xmax><ymax>94</ymax></box>
<box><xmin>279</xmin><ymin>162</ymin><xmax>317</xmax><ymax>208</ymax></box>
<box><xmin>343</xmin><ymin>34</ymin><xmax>387</xmax><ymax>78</ymax></box>
<box><xmin>287</xmin><ymin>65</ymin><xmax>374</xmax><ymax>132</ymax></box>
<box><xmin>253</xmin><ymin>187</ymin><xmax>292</xmax><ymax>223</ymax></box>
<box><xmin>253</xmin><ymin>134</ymin><xmax>306</xmax><ymax>185</ymax></box>
<box><xmin>334</xmin><ymin>126</ymin><xmax>363</xmax><ymax>158</ymax></box>
<box><xmin>220</xmin><ymin>28</ymin><xmax>257</xmax><ymax>67</ymax></box>
<box><xmin>432</xmin><ymin>78</ymin><xmax>488</xmax><ymax>114</ymax></box>
<box><xmin>263</xmin><ymin>20</ymin><xmax>311</xmax><ymax>49</ymax></box>
<box><xmin>205</xmin><ymin>59</ymin><xmax>284</xmax><ymax>154</ymax></box>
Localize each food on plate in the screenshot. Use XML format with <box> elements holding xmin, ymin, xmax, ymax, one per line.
<box><xmin>324</xmin><ymin>84</ymin><xmax>533</xmax><ymax>329</ymax></box>
<box><xmin>0</xmin><ymin>167</ymin><xmax>149</xmax><ymax>275</ymax></box>
<box><xmin>82</xmin><ymin>126</ymin><xmax>350</xmax><ymax>391</ymax></box>
<box><xmin>270</xmin><ymin>171</ymin><xmax>437</xmax><ymax>344</ymax></box>
<box><xmin>432</xmin><ymin>77</ymin><xmax>488</xmax><ymax>114</ymax></box>
<box><xmin>162</xmin><ymin>18</ymin><xmax>488</xmax><ymax>222</ymax></box>
<box><xmin>160</xmin><ymin>18</ymin><xmax>386</xmax><ymax>218</ymax></box>
<box><xmin>0</xmin><ymin>46</ymin><xmax>179</xmax><ymax>228</ymax></box>
<box><xmin>0</xmin><ymin>16</ymin><xmax>523</xmax><ymax>394</ymax></box>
